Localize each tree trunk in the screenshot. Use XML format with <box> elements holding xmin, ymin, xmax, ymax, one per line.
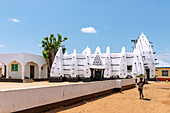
<box><xmin>47</xmin><ymin>51</ymin><xmax>58</xmax><ymax>78</ymax></box>
<box><xmin>46</xmin><ymin>58</ymin><xmax>50</xmax><ymax>77</ymax></box>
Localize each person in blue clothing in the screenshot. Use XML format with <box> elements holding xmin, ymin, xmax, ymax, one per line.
<box><xmin>137</xmin><ymin>77</ymin><xmax>145</xmax><ymax>99</ymax></box>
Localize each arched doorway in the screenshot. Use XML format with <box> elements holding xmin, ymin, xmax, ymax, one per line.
<box><xmin>25</xmin><ymin>62</ymin><xmax>39</xmax><ymax>79</ymax></box>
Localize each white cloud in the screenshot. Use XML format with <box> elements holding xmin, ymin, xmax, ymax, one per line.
<box><xmin>81</xmin><ymin>27</ymin><xmax>97</xmax><ymax>33</ymax></box>
<box><xmin>8</xmin><ymin>18</ymin><xmax>20</xmax><ymax>23</ymax></box>
<box><xmin>0</xmin><ymin>45</ymin><xmax>4</xmax><ymax>47</ymax></box>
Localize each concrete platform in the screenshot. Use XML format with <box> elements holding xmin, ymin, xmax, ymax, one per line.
<box><xmin>0</xmin><ymin>78</ymin><xmax>49</xmax><ymax>83</ymax></box>
<box><xmin>0</xmin><ymin>78</ymin><xmax>23</xmax><ymax>83</ymax></box>
<box><xmin>0</xmin><ymin>79</ymin><xmax>135</xmax><ymax>113</ymax></box>
<box><xmin>0</xmin><ymin>81</ymin><xmax>80</xmax><ymax>91</ymax></box>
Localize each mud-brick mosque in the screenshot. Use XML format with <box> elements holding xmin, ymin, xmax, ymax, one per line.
<box><xmin>50</xmin><ymin>32</ymin><xmax>156</xmax><ymax>82</ymax></box>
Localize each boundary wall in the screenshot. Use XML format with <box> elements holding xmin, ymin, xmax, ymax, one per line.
<box><xmin>0</xmin><ymin>79</ymin><xmax>135</xmax><ymax>113</ymax></box>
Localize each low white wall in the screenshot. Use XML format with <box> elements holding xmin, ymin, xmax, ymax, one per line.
<box><xmin>121</xmin><ymin>79</ymin><xmax>136</xmax><ymax>86</ymax></box>
<box><xmin>0</xmin><ymin>79</ymin><xmax>135</xmax><ymax>113</ymax></box>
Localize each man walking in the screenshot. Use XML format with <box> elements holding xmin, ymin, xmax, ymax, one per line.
<box><xmin>137</xmin><ymin>78</ymin><xmax>145</xmax><ymax>99</ymax></box>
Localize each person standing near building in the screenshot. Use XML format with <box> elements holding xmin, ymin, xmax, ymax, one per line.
<box><xmin>137</xmin><ymin>78</ymin><xmax>145</xmax><ymax>99</ymax></box>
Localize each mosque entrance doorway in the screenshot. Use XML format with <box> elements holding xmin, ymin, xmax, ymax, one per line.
<box><xmin>91</xmin><ymin>69</ymin><xmax>104</xmax><ymax>81</ymax></box>
<box><xmin>146</xmin><ymin>68</ymin><xmax>150</xmax><ymax>80</ymax></box>
<box><xmin>95</xmin><ymin>70</ymin><xmax>102</xmax><ymax>80</ymax></box>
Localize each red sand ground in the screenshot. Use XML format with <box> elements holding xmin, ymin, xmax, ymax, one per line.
<box><xmin>46</xmin><ymin>82</ymin><xmax>170</xmax><ymax>113</ymax></box>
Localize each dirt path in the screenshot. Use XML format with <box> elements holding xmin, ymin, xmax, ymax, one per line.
<box><xmin>46</xmin><ymin>82</ymin><xmax>170</xmax><ymax>113</ymax></box>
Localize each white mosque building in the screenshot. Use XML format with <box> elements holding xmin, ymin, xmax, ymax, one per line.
<box><xmin>50</xmin><ymin>33</ymin><xmax>156</xmax><ymax>82</ymax></box>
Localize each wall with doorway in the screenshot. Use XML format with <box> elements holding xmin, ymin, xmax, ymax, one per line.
<box><xmin>0</xmin><ymin>53</ymin><xmax>47</xmax><ymax>79</ymax></box>
<box><xmin>25</xmin><ymin>62</ymin><xmax>39</xmax><ymax>78</ymax></box>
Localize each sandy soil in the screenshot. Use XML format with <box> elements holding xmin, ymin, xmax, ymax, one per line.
<box><xmin>0</xmin><ymin>81</ymin><xmax>83</xmax><ymax>91</ymax></box>
<box><xmin>46</xmin><ymin>82</ymin><xmax>170</xmax><ymax>113</ymax></box>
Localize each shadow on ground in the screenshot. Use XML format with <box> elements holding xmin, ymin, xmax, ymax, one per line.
<box><xmin>43</xmin><ymin>87</ymin><xmax>137</xmax><ymax>113</ymax></box>
<box><xmin>43</xmin><ymin>93</ymin><xmax>114</xmax><ymax>113</ymax></box>
<box><xmin>142</xmin><ymin>98</ymin><xmax>151</xmax><ymax>101</ymax></box>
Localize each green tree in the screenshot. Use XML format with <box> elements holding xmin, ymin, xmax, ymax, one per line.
<box><xmin>41</xmin><ymin>34</ymin><xmax>68</xmax><ymax>76</ymax></box>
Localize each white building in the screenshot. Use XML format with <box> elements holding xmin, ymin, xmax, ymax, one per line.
<box><xmin>50</xmin><ymin>33</ymin><xmax>156</xmax><ymax>82</ymax></box>
<box><xmin>0</xmin><ymin>53</ymin><xmax>48</xmax><ymax>79</ymax></box>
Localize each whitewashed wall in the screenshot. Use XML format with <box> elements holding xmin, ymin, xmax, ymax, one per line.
<box><xmin>41</xmin><ymin>64</ymin><xmax>48</xmax><ymax>78</ymax></box>
<box><xmin>0</xmin><ymin>79</ymin><xmax>135</xmax><ymax>113</ymax></box>
<box><xmin>9</xmin><ymin>62</ymin><xmax>22</xmax><ymax>78</ymax></box>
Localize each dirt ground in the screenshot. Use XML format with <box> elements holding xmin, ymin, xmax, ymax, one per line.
<box><xmin>46</xmin><ymin>82</ymin><xmax>170</xmax><ymax>113</ymax></box>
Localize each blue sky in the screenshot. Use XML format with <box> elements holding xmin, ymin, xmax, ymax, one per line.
<box><xmin>0</xmin><ymin>0</ymin><xmax>170</xmax><ymax>62</ymax></box>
